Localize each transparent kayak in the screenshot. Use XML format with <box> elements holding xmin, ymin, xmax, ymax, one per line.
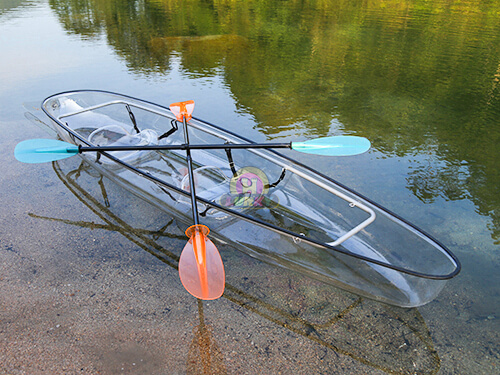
<box><xmin>41</xmin><ymin>90</ymin><xmax>460</xmax><ymax>307</ymax></box>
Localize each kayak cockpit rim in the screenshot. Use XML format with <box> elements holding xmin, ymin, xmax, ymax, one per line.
<box><xmin>54</xmin><ymin>98</ymin><xmax>378</xmax><ymax>247</ymax></box>
<box><xmin>41</xmin><ymin>90</ymin><xmax>461</xmax><ymax>281</ymax></box>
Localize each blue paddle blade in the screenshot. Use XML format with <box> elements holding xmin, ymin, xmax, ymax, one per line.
<box><xmin>291</xmin><ymin>136</ymin><xmax>370</xmax><ymax>156</ymax></box>
<box><xmin>15</xmin><ymin>139</ymin><xmax>79</xmax><ymax>163</ymax></box>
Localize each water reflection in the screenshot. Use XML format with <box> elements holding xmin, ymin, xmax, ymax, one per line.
<box><xmin>46</xmin><ymin>0</ymin><xmax>500</xmax><ymax>244</ymax></box>
<box><xmin>0</xmin><ymin>0</ymin><xmax>36</xmax><ymax>17</ymax></box>
<box><xmin>187</xmin><ymin>300</ymin><xmax>227</xmax><ymax>375</ymax></box>
<box><xmin>25</xmin><ymin>158</ymin><xmax>442</xmax><ymax>374</ymax></box>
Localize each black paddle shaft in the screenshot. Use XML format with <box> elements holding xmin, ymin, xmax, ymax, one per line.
<box><xmin>79</xmin><ymin>142</ymin><xmax>293</xmax><ymax>153</ymax></box>
<box><xmin>181</xmin><ymin>117</ymin><xmax>201</xmax><ymax>226</ymax></box>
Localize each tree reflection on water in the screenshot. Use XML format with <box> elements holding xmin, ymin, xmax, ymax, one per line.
<box><xmin>48</xmin><ymin>0</ymin><xmax>500</xmax><ymax>242</ymax></box>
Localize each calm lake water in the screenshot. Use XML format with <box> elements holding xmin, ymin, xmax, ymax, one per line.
<box><xmin>0</xmin><ymin>0</ymin><xmax>499</xmax><ymax>374</ymax></box>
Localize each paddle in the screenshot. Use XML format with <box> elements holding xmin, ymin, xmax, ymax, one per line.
<box><xmin>170</xmin><ymin>100</ymin><xmax>225</xmax><ymax>300</ymax></box>
<box><xmin>14</xmin><ymin>135</ymin><xmax>370</xmax><ymax>164</ymax></box>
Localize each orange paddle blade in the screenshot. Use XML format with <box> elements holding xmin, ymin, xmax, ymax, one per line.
<box><xmin>169</xmin><ymin>100</ymin><xmax>195</xmax><ymax>122</ymax></box>
<box><xmin>179</xmin><ymin>225</ymin><xmax>225</xmax><ymax>300</ymax></box>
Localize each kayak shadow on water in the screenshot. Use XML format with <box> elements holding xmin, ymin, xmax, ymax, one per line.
<box><xmin>27</xmin><ymin>158</ymin><xmax>441</xmax><ymax>375</ymax></box>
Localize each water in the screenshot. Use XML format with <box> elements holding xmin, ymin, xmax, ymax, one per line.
<box><xmin>0</xmin><ymin>0</ymin><xmax>498</xmax><ymax>373</ymax></box>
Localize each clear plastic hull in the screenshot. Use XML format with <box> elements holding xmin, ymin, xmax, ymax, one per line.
<box><xmin>42</xmin><ymin>90</ymin><xmax>460</xmax><ymax>307</ymax></box>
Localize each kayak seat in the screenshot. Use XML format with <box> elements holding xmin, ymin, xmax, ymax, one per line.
<box><xmin>88</xmin><ymin>125</ymin><xmax>158</xmax><ymax>164</ymax></box>
<box><xmin>180</xmin><ymin>165</ymin><xmax>230</xmax><ymax>201</ymax></box>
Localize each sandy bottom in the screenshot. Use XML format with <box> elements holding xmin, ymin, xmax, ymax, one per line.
<box><xmin>1</xmin><ymin>148</ymin><xmax>498</xmax><ymax>375</ymax></box>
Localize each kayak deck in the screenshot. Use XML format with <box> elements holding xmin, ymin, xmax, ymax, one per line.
<box><xmin>42</xmin><ymin>90</ymin><xmax>460</xmax><ymax>307</ymax></box>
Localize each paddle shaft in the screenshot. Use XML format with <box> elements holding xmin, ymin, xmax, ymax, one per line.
<box><xmin>77</xmin><ymin>142</ymin><xmax>293</xmax><ymax>153</ymax></box>
<box><xmin>15</xmin><ymin>135</ymin><xmax>369</xmax><ymax>164</ymax></box>
<box><xmin>181</xmin><ymin>117</ymin><xmax>201</xmax><ymax>225</ymax></box>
